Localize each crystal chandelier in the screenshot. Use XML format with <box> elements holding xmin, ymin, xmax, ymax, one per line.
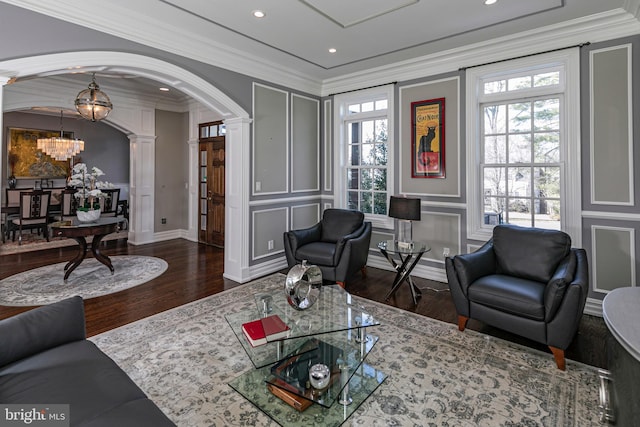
<box><xmin>36</xmin><ymin>111</ymin><xmax>85</xmax><ymax>161</ymax></box>
<box><xmin>74</xmin><ymin>73</ymin><xmax>113</xmax><ymax>122</ymax></box>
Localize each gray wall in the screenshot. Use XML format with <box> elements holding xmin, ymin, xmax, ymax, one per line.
<box><xmin>2</xmin><ymin>111</ymin><xmax>130</xmax><ymax>202</ymax></box>
<box><xmin>155</xmin><ymin>109</ymin><xmax>189</xmax><ymax>231</ymax></box>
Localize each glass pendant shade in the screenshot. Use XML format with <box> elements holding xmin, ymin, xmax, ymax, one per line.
<box><xmin>75</xmin><ymin>74</ymin><xmax>113</xmax><ymax>122</ymax></box>
<box><xmin>36</xmin><ymin>111</ymin><xmax>85</xmax><ymax>161</ymax></box>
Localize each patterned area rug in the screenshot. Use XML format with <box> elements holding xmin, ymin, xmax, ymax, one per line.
<box><xmin>91</xmin><ymin>274</ymin><xmax>601</xmax><ymax>427</ymax></box>
<box><xmin>0</xmin><ymin>256</ymin><xmax>168</xmax><ymax>306</ymax></box>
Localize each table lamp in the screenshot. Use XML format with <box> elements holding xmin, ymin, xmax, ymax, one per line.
<box><xmin>388</xmin><ymin>196</ymin><xmax>421</xmax><ymax>249</ymax></box>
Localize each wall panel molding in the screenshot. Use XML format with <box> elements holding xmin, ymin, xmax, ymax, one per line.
<box><xmin>591</xmin><ymin>225</ymin><xmax>636</xmax><ymax>294</ymax></box>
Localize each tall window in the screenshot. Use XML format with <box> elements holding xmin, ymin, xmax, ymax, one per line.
<box><xmin>466</xmin><ymin>51</ymin><xmax>581</xmax><ymax>243</ymax></box>
<box><xmin>334</xmin><ymin>85</ymin><xmax>394</xmax><ymax>228</ymax></box>
<box><xmin>481</xmin><ymin>71</ymin><xmax>562</xmax><ymax>229</ymax></box>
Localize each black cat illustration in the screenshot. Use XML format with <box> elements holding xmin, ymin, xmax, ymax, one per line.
<box><xmin>418</xmin><ymin>126</ymin><xmax>436</xmax><ymax>166</ymax></box>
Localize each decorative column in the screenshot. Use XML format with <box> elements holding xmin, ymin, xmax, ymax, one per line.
<box><xmin>127</xmin><ymin>134</ymin><xmax>157</xmax><ymax>245</ymax></box>
<box><xmin>223</xmin><ymin>116</ymin><xmax>252</xmax><ymax>282</ymax></box>
<box><xmin>0</xmin><ymin>76</ymin><xmax>10</xmax><ymax>192</ymax></box>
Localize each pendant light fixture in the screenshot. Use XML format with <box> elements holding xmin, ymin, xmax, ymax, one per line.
<box><xmin>36</xmin><ymin>111</ymin><xmax>85</xmax><ymax>161</ymax></box>
<box><xmin>74</xmin><ymin>73</ymin><xmax>113</xmax><ymax>122</ymax></box>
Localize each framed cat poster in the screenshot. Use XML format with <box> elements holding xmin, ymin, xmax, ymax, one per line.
<box><xmin>411</xmin><ymin>98</ymin><xmax>445</xmax><ymax>178</ymax></box>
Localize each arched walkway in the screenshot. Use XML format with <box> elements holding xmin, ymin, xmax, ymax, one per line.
<box><xmin>0</xmin><ymin>52</ymin><xmax>252</xmax><ymax>282</ymax></box>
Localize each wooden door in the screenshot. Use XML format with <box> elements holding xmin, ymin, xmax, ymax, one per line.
<box><xmin>198</xmin><ymin>122</ymin><xmax>225</xmax><ymax>247</ymax></box>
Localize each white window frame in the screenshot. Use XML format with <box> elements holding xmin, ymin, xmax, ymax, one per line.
<box><xmin>333</xmin><ymin>84</ymin><xmax>395</xmax><ymax>229</ymax></box>
<box><xmin>465</xmin><ymin>50</ymin><xmax>581</xmax><ymax>245</ymax></box>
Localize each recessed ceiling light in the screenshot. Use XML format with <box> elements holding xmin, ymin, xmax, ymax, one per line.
<box><xmin>484</xmin><ymin>0</ymin><xmax>497</xmax><ymax>4</ymax></box>
<box><xmin>329</xmin><ymin>48</ymin><xmax>337</xmax><ymax>54</ymax></box>
<box><xmin>252</xmin><ymin>10</ymin><xmax>265</xmax><ymax>18</ymax></box>
<box><xmin>159</xmin><ymin>87</ymin><xmax>170</xmax><ymax>92</ymax></box>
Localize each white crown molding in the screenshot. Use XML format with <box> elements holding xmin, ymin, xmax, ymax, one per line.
<box><xmin>320</xmin><ymin>9</ymin><xmax>640</xmax><ymax>96</ymax></box>
<box><xmin>0</xmin><ymin>0</ymin><xmax>322</xmax><ymax>95</ymax></box>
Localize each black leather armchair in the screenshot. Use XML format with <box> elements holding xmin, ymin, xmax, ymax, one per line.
<box><xmin>445</xmin><ymin>224</ymin><xmax>589</xmax><ymax>370</ymax></box>
<box><xmin>284</xmin><ymin>209</ymin><xmax>372</xmax><ymax>288</ymax></box>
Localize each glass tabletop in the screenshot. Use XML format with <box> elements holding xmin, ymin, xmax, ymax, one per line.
<box><xmin>225</xmin><ymin>285</ymin><xmax>380</xmax><ymax>368</ymax></box>
<box><xmin>377</xmin><ymin>239</ymin><xmax>430</xmax><ymax>255</ymax></box>
<box><xmin>49</xmin><ymin>217</ymin><xmax>124</xmax><ymax>228</ymax></box>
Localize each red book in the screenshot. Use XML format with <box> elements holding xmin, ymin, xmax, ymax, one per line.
<box><xmin>242</xmin><ymin>315</ymin><xmax>290</xmax><ymax>347</ymax></box>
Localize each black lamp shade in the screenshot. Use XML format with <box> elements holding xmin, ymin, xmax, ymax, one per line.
<box><xmin>388</xmin><ymin>196</ymin><xmax>421</xmax><ymax>221</ymax></box>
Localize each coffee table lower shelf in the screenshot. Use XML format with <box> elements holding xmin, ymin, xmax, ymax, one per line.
<box><xmin>228</xmin><ymin>360</ymin><xmax>387</xmax><ymax>426</ymax></box>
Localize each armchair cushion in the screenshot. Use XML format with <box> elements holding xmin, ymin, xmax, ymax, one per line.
<box><xmin>296</xmin><ymin>241</ymin><xmax>337</xmax><ymax>266</ymax></box>
<box><xmin>468</xmin><ymin>275</ymin><xmax>546</xmax><ymax>321</ymax></box>
<box><xmin>320</xmin><ymin>209</ymin><xmax>364</xmax><ymax>243</ymax></box>
<box><xmin>493</xmin><ymin>225</ymin><xmax>571</xmax><ymax>283</ymax></box>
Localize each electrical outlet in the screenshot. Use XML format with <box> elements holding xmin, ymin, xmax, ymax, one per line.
<box><xmin>161</xmin><ymin>218</ymin><xmax>167</xmax><ymax>224</ymax></box>
<box><xmin>268</xmin><ymin>240</ymin><xmax>274</xmax><ymax>250</ymax></box>
<box><xmin>443</xmin><ymin>247</ymin><xmax>450</xmax><ymax>257</ymax></box>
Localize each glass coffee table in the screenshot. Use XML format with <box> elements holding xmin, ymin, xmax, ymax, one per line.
<box><xmin>225</xmin><ymin>285</ymin><xmax>387</xmax><ymax>426</ymax></box>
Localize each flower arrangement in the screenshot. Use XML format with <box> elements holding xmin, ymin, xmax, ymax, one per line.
<box><xmin>68</xmin><ymin>163</ymin><xmax>114</xmax><ymax>211</ymax></box>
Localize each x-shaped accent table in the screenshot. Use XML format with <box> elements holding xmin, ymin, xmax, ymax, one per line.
<box><xmin>378</xmin><ymin>240</ymin><xmax>430</xmax><ymax>305</ymax></box>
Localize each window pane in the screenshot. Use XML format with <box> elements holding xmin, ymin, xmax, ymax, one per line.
<box><xmin>508</xmin><ymin>102</ymin><xmax>531</xmax><ymax>132</ymax></box>
<box><xmin>534</xmin><ymin>132</ymin><xmax>560</xmax><ymax>163</ymax></box>
<box><xmin>484</xmin><ymin>197</ymin><xmax>505</xmax><ymax>219</ymax></box>
<box><xmin>347</xmin><ymin>169</ymin><xmax>359</xmax><ymax>189</ymax></box>
<box><xmin>507</xmin><ymin>198</ymin><xmax>531</xmax><ymax>227</ymax></box>
<box><xmin>362</xmin><ymin>120</ymin><xmax>374</xmax><ymax>143</ymax></box>
<box><xmin>534</xmin><ymin>199</ymin><xmax>560</xmax><ymax>229</ymax></box>
<box><xmin>375</xmin><ymin>119</ymin><xmax>388</xmax><ymax>142</ymax></box>
<box><xmin>374</xmin><ymin>192</ymin><xmax>387</xmax><ymax>214</ymax></box>
<box><xmin>484</xmin><ymin>135</ymin><xmax>506</xmax><ymax>164</ymax></box>
<box><xmin>373</xmin><ymin>169</ymin><xmax>386</xmax><ymax>190</ymax></box>
<box><xmin>534</xmin><ymin>98</ymin><xmax>559</xmax><ymax>131</ymax></box>
<box><xmin>361</xmin><ymin>144</ymin><xmax>374</xmax><ymax>166</ymax></box>
<box><xmin>360</xmin><ymin>192</ymin><xmax>372</xmax><ymax>213</ymax></box>
<box><xmin>508</xmin><ymin>167</ymin><xmax>531</xmax><ymax>197</ymax></box>
<box><xmin>534</xmin><ymin>166</ymin><xmax>560</xmax><ymax>198</ymax></box>
<box><xmin>348</xmin><ymin>144</ymin><xmax>359</xmax><ymax>166</ymax></box>
<box><xmin>219</xmin><ymin>124</ymin><xmax>226</xmax><ymax>135</ymax></box>
<box><xmin>348</xmin><ymin>104</ymin><xmax>360</xmax><ymax>114</ymax></box>
<box><xmin>360</xmin><ymin>169</ymin><xmax>372</xmax><ymax>190</ymax></box>
<box><xmin>483</xmin><ymin>167</ymin><xmax>506</xmax><ymax>196</ymax></box>
<box><xmin>534</xmin><ymin>72</ymin><xmax>559</xmax><ymax>87</ymax></box>
<box><xmin>347</xmin><ymin>191</ymin><xmax>358</xmax><ymax>210</ymax></box>
<box><xmin>374</xmin><ymin>143</ymin><xmax>388</xmax><ymax>166</ymax></box>
<box><xmin>484</xmin><ymin>80</ymin><xmax>506</xmax><ymax>94</ymax></box>
<box><xmin>508</xmin><ymin>134</ymin><xmax>531</xmax><ymax>164</ymax></box>
<box><xmin>484</xmin><ymin>105</ymin><xmax>506</xmax><ymax>134</ymax></box>
<box><xmin>362</xmin><ymin>102</ymin><xmax>374</xmax><ymax>112</ymax></box>
<box><xmin>508</xmin><ymin>76</ymin><xmax>531</xmax><ymax>90</ymax></box>
<box><xmin>375</xmin><ymin>100</ymin><xmax>388</xmax><ymax>110</ymax></box>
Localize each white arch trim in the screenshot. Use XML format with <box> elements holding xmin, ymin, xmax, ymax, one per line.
<box><xmin>0</xmin><ymin>51</ymin><xmax>252</xmax><ymax>282</ymax></box>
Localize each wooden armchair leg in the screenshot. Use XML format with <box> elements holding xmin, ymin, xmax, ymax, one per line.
<box><xmin>360</xmin><ymin>266</ymin><xmax>367</xmax><ymax>278</ymax></box>
<box><xmin>457</xmin><ymin>315</ymin><xmax>469</xmax><ymax>331</ymax></box>
<box><xmin>336</xmin><ymin>281</ymin><xmax>346</xmax><ymax>289</ymax></box>
<box><xmin>549</xmin><ymin>346</ymin><xmax>566</xmax><ymax>371</ymax></box>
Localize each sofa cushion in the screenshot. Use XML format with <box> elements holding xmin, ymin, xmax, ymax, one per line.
<box><xmin>493</xmin><ymin>225</ymin><xmax>571</xmax><ymax>283</ymax></box>
<box><xmin>0</xmin><ymin>340</ymin><xmax>172</xmax><ymax>426</ymax></box>
<box><xmin>0</xmin><ymin>296</ymin><xmax>86</xmax><ymax>367</ymax></box>
<box><xmin>468</xmin><ymin>274</ymin><xmax>546</xmax><ymax>321</ymax></box>
<box><xmin>320</xmin><ymin>209</ymin><xmax>364</xmax><ymax>243</ymax></box>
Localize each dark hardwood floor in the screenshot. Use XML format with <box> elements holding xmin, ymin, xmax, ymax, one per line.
<box><xmin>0</xmin><ymin>238</ymin><xmax>609</xmax><ymax>368</ymax></box>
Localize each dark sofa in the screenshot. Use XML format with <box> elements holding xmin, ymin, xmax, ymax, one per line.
<box><xmin>0</xmin><ymin>296</ymin><xmax>175</xmax><ymax>426</ymax></box>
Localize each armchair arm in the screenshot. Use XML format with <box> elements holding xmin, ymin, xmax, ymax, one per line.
<box><xmin>546</xmin><ymin>248</ymin><xmax>589</xmax><ymax>349</ymax></box>
<box><xmin>451</xmin><ymin>239</ymin><xmax>497</xmax><ymax>293</ymax></box>
<box><xmin>335</xmin><ymin>222</ymin><xmax>372</xmax><ymax>281</ymax></box>
<box><xmin>333</xmin><ymin>222</ymin><xmax>367</xmax><ymax>264</ymax></box>
<box><xmin>284</xmin><ymin>222</ymin><xmax>322</xmax><ymax>266</ymax></box>
<box><xmin>0</xmin><ymin>296</ymin><xmax>86</xmax><ymax>367</ymax></box>
<box><xmin>544</xmin><ymin>251</ymin><xmax>577</xmax><ymax>320</ymax></box>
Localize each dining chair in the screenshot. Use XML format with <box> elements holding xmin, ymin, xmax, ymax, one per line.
<box><xmin>3</xmin><ymin>188</ymin><xmax>23</xmax><ymax>243</ymax></box>
<box><xmin>53</xmin><ymin>188</ymin><xmax>79</xmax><ymax>222</ymax></box>
<box><xmin>10</xmin><ymin>190</ymin><xmax>52</xmax><ymax>245</ymax></box>
<box><xmin>99</xmin><ymin>188</ymin><xmax>120</xmax><ymax>217</ymax></box>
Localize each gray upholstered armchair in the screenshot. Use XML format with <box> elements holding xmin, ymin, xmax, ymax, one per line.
<box><xmin>445</xmin><ymin>224</ymin><xmax>589</xmax><ymax>370</ymax></box>
<box><xmin>284</xmin><ymin>209</ymin><xmax>372</xmax><ymax>288</ymax></box>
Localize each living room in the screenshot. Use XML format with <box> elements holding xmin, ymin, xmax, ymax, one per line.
<box><xmin>1</xmin><ymin>1</ymin><xmax>639</xmax><ymax>425</ymax></box>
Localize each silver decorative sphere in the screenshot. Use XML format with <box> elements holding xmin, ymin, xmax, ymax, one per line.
<box><xmin>285</xmin><ymin>260</ymin><xmax>322</xmax><ymax>310</ymax></box>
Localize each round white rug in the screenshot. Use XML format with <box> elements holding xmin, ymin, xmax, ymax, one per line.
<box><xmin>0</xmin><ymin>256</ymin><xmax>168</xmax><ymax>306</ymax></box>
